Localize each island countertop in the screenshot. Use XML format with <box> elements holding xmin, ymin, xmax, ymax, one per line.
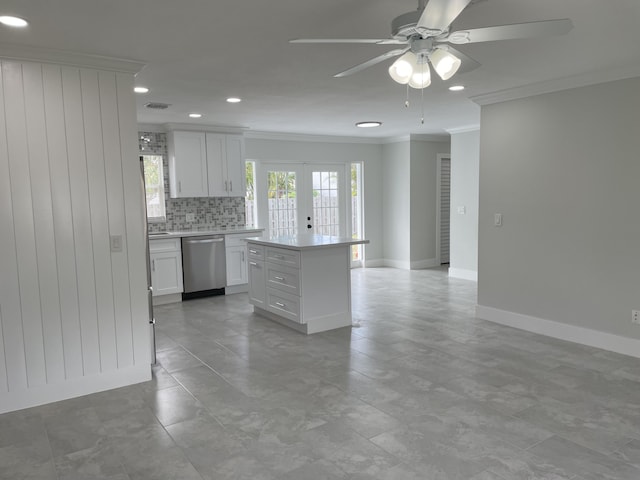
<box><xmin>245</xmin><ymin>234</ymin><xmax>369</xmax><ymax>251</ymax></box>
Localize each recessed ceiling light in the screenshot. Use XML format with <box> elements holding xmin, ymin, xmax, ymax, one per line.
<box><xmin>356</xmin><ymin>121</ymin><xmax>382</xmax><ymax>128</ymax></box>
<box><xmin>448</xmin><ymin>85</ymin><xmax>465</xmax><ymax>91</ymax></box>
<box><xmin>134</xmin><ymin>86</ymin><xmax>149</xmax><ymax>94</ymax></box>
<box><xmin>226</xmin><ymin>97</ymin><xmax>242</xmax><ymax>103</ymax></box>
<box><xmin>188</xmin><ymin>113</ymin><xmax>203</xmax><ymax>118</ymax></box>
<box><xmin>0</xmin><ymin>15</ymin><xmax>28</xmax><ymax>27</ymax></box>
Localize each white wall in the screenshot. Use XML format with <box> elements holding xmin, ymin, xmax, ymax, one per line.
<box><xmin>245</xmin><ymin>137</ymin><xmax>385</xmax><ymax>264</ymax></box>
<box><xmin>410</xmin><ymin>138</ymin><xmax>450</xmax><ymax>268</ymax></box>
<box><xmin>0</xmin><ymin>59</ymin><xmax>150</xmax><ymax>413</ymax></box>
<box><xmin>477</xmin><ymin>77</ymin><xmax>640</xmax><ymax>356</ymax></box>
<box><xmin>449</xmin><ymin>130</ymin><xmax>479</xmax><ymax>281</ymax></box>
<box><xmin>382</xmin><ymin>141</ymin><xmax>411</xmax><ymax>267</ymax></box>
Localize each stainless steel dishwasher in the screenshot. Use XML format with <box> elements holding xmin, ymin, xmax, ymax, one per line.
<box><xmin>182</xmin><ymin>235</ymin><xmax>226</xmax><ymax>299</ymax></box>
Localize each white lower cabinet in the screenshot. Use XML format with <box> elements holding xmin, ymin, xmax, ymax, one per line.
<box><xmin>225</xmin><ymin>233</ymin><xmax>255</xmax><ymax>287</ymax></box>
<box><xmin>149</xmin><ymin>238</ymin><xmax>183</xmax><ymax>296</ymax></box>
<box><xmin>248</xmin><ymin>259</ymin><xmax>266</xmax><ymax>306</ymax></box>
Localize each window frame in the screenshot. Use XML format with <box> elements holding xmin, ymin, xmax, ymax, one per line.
<box><xmin>141</xmin><ymin>154</ymin><xmax>166</xmax><ymax>223</ymax></box>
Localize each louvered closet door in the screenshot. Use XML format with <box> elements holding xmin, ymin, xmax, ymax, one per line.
<box><xmin>440</xmin><ymin>157</ymin><xmax>451</xmax><ymax>264</ymax></box>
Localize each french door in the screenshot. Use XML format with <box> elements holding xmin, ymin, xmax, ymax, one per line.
<box><xmin>256</xmin><ymin>163</ymin><xmax>348</xmax><ymax>237</ymax></box>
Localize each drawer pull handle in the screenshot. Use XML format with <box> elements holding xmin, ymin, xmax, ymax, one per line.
<box><xmin>274</xmin><ymin>254</ymin><xmax>285</xmax><ymax>259</ymax></box>
<box><xmin>249</xmin><ymin>261</ymin><xmax>258</xmax><ymax>266</ymax></box>
<box><xmin>275</xmin><ymin>302</ymin><xmax>286</xmax><ymax>308</ymax></box>
<box><xmin>274</xmin><ymin>276</ymin><xmax>285</xmax><ymax>281</ymax></box>
<box><xmin>249</xmin><ymin>249</ymin><xmax>258</xmax><ymax>254</ymax></box>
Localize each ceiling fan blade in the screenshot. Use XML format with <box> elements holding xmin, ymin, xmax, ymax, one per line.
<box><xmin>334</xmin><ymin>48</ymin><xmax>409</xmax><ymax>78</ymax></box>
<box><xmin>444</xmin><ymin>46</ymin><xmax>481</xmax><ymax>74</ymax></box>
<box><xmin>446</xmin><ymin>18</ymin><xmax>573</xmax><ymax>44</ymax></box>
<box><xmin>290</xmin><ymin>38</ymin><xmax>407</xmax><ymax>45</ymax></box>
<box><xmin>417</xmin><ymin>0</ymin><xmax>473</xmax><ymax>33</ymax></box>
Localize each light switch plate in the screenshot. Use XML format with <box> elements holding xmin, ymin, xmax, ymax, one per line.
<box><xmin>457</xmin><ymin>206</ymin><xmax>466</xmax><ymax>215</ymax></box>
<box><xmin>110</xmin><ymin>235</ymin><xmax>123</xmax><ymax>252</ymax></box>
<box><xmin>494</xmin><ymin>213</ymin><xmax>503</xmax><ymax>227</ymax></box>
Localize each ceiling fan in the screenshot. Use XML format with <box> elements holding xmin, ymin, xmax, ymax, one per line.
<box><xmin>290</xmin><ymin>0</ymin><xmax>573</xmax><ymax>89</ymax></box>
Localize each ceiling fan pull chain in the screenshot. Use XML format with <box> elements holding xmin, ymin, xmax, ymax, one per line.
<box><xmin>405</xmin><ymin>84</ymin><xmax>410</xmax><ymax>108</ymax></box>
<box><xmin>420</xmin><ymin>64</ymin><xmax>425</xmax><ymax>124</ymax></box>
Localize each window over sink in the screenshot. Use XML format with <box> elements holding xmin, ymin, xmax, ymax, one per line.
<box><xmin>141</xmin><ymin>154</ymin><xmax>166</xmax><ymax>222</ymax></box>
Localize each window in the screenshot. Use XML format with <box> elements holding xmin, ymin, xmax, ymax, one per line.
<box><xmin>141</xmin><ymin>155</ymin><xmax>166</xmax><ymax>222</ymax></box>
<box><xmin>245</xmin><ymin>161</ymin><xmax>256</xmax><ymax>228</ymax></box>
<box><xmin>351</xmin><ymin>162</ymin><xmax>364</xmax><ymax>265</ymax></box>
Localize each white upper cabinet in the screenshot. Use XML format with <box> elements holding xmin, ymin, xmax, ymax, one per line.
<box><xmin>168</xmin><ymin>131</ymin><xmax>208</xmax><ymax>198</ymax></box>
<box><xmin>168</xmin><ymin>130</ymin><xmax>245</xmax><ymax>198</ymax></box>
<box><xmin>206</xmin><ymin>133</ymin><xmax>245</xmax><ymax>197</ymax></box>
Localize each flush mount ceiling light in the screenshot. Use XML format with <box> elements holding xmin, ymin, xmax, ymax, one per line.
<box><xmin>356</xmin><ymin>121</ymin><xmax>382</xmax><ymax>128</ymax></box>
<box><xmin>134</xmin><ymin>86</ymin><xmax>149</xmax><ymax>94</ymax></box>
<box><xmin>188</xmin><ymin>113</ymin><xmax>203</xmax><ymax>118</ymax></box>
<box><xmin>226</xmin><ymin>97</ymin><xmax>242</xmax><ymax>103</ymax></box>
<box><xmin>291</xmin><ymin>0</ymin><xmax>573</xmax><ymax>92</ymax></box>
<box><xmin>448</xmin><ymin>85</ymin><xmax>465</xmax><ymax>91</ymax></box>
<box><xmin>0</xmin><ymin>15</ymin><xmax>28</xmax><ymax>27</ymax></box>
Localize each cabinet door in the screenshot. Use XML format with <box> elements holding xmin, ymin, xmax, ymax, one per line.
<box><xmin>205</xmin><ymin>133</ymin><xmax>227</xmax><ymax>197</ymax></box>
<box><xmin>225</xmin><ymin>135</ymin><xmax>245</xmax><ymax>197</ymax></box>
<box><xmin>151</xmin><ymin>251</ymin><xmax>184</xmax><ymax>296</ymax></box>
<box><xmin>248</xmin><ymin>259</ymin><xmax>266</xmax><ymax>306</ymax></box>
<box><xmin>225</xmin><ymin>245</ymin><xmax>248</xmax><ymax>286</ymax></box>
<box><xmin>168</xmin><ymin>131</ymin><xmax>208</xmax><ymax>197</ymax></box>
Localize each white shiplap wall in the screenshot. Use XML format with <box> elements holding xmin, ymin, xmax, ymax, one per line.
<box><xmin>0</xmin><ymin>59</ymin><xmax>150</xmax><ymax>414</ymax></box>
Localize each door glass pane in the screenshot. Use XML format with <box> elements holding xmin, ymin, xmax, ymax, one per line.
<box><xmin>312</xmin><ymin>170</ymin><xmax>340</xmax><ymax>236</ymax></box>
<box><xmin>351</xmin><ymin>162</ymin><xmax>363</xmax><ymax>263</ymax></box>
<box><xmin>267</xmin><ymin>170</ymin><xmax>297</xmax><ymax>236</ymax></box>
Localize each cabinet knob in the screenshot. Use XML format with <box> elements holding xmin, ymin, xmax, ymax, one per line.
<box><xmin>307</xmin><ymin>225</ymin><xmax>312</xmax><ymax>229</ymax></box>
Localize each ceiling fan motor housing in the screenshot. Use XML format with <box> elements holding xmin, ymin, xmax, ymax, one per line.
<box><xmin>392</xmin><ymin>10</ymin><xmax>447</xmax><ymax>40</ymax></box>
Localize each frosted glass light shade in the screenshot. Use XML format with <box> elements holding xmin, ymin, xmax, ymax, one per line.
<box><xmin>430</xmin><ymin>48</ymin><xmax>461</xmax><ymax>81</ymax></box>
<box><xmin>408</xmin><ymin>63</ymin><xmax>431</xmax><ymax>89</ymax></box>
<box><xmin>388</xmin><ymin>52</ymin><xmax>417</xmax><ymax>85</ymax></box>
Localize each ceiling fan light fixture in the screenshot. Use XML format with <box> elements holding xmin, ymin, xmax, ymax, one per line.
<box><xmin>408</xmin><ymin>63</ymin><xmax>431</xmax><ymax>89</ymax></box>
<box><xmin>0</xmin><ymin>15</ymin><xmax>28</xmax><ymax>27</ymax></box>
<box><xmin>388</xmin><ymin>52</ymin><xmax>415</xmax><ymax>85</ymax></box>
<box><xmin>356</xmin><ymin>121</ymin><xmax>382</xmax><ymax>128</ymax></box>
<box><xmin>430</xmin><ymin>48</ymin><xmax>461</xmax><ymax>81</ymax></box>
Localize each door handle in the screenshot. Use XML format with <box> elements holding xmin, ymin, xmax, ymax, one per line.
<box><xmin>152</xmin><ymin>259</ymin><xmax>155</xmax><ymax>272</ymax></box>
<box><xmin>230</xmin><ymin>180</ymin><xmax>233</xmax><ymax>191</ymax></box>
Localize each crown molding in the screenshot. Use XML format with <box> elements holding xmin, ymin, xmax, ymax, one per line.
<box><xmin>137</xmin><ymin>123</ymin><xmax>167</xmax><ymax>133</ymax></box>
<box><xmin>163</xmin><ymin>123</ymin><xmax>248</xmax><ymax>134</ymax></box>
<box><xmin>0</xmin><ymin>44</ymin><xmax>145</xmax><ymax>74</ymax></box>
<box><xmin>446</xmin><ymin>124</ymin><xmax>480</xmax><ymax>134</ymax></box>
<box><xmin>410</xmin><ymin>133</ymin><xmax>450</xmax><ymax>142</ymax></box>
<box><xmin>245</xmin><ymin>130</ymin><xmax>383</xmax><ymax>144</ymax></box>
<box><xmin>471</xmin><ymin>65</ymin><xmax>640</xmax><ymax>106</ymax></box>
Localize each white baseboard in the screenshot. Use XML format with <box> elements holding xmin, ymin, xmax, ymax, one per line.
<box><xmin>364</xmin><ymin>259</ymin><xmax>385</xmax><ymax>268</ymax></box>
<box><xmin>225</xmin><ymin>284</ymin><xmax>248</xmax><ymax>295</ymax></box>
<box><xmin>449</xmin><ymin>268</ymin><xmax>478</xmax><ymax>282</ymax></box>
<box><xmin>382</xmin><ymin>259</ymin><xmax>411</xmax><ymax>270</ymax></box>
<box><xmin>152</xmin><ymin>293</ymin><xmax>182</xmax><ymax>305</ymax></box>
<box><xmin>410</xmin><ymin>258</ymin><xmax>439</xmax><ymax>270</ymax></box>
<box><xmin>476</xmin><ymin>305</ymin><xmax>640</xmax><ymax>359</ymax></box>
<box><xmin>0</xmin><ymin>363</ymin><xmax>152</xmax><ymax>414</ymax></box>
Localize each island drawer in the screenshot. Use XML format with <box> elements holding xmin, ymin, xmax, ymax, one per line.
<box><xmin>265</xmin><ymin>263</ymin><xmax>300</xmax><ymax>296</ymax></box>
<box><xmin>266</xmin><ymin>287</ymin><xmax>302</xmax><ymax>323</ymax></box>
<box><xmin>265</xmin><ymin>246</ymin><xmax>300</xmax><ymax>268</ymax></box>
<box><xmin>247</xmin><ymin>243</ymin><xmax>265</xmax><ymax>260</ymax></box>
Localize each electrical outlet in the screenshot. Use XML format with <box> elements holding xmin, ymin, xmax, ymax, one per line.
<box><xmin>186</xmin><ymin>213</ymin><xmax>196</xmax><ymax>222</ymax></box>
<box><xmin>632</xmin><ymin>310</ymin><xmax>640</xmax><ymax>325</ymax></box>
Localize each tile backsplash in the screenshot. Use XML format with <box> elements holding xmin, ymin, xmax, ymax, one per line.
<box><xmin>139</xmin><ymin>131</ymin><xmax>246</xmax><ymax>232</ymax></box>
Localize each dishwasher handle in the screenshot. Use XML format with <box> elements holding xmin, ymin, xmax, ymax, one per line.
<box><xmin>184</xmin><ymin>238</ymin><xmax>224</xmax><ymax>244</ymax></box>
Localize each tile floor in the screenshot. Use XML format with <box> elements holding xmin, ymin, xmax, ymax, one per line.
<box><xmin>2</xmin><ymin>267</ymin><xmax>640</xmax><ymax>479</ymax></box>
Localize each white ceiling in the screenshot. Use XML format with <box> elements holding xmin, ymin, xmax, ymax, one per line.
<box><xmin>1</xmin><ymin>0</ymin><xmax>639</xmax><ymax>138</ymax></box>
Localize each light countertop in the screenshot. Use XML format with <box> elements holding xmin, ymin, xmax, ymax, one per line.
<box><xmin>149</xmin><ymin>227</ymin><xmax>263</xmax><ymax>240</ymax></box>
<box><xmin>245</xmin><ymin>234</ymin><xmax>369</xmax><ymax>250</ymax></box>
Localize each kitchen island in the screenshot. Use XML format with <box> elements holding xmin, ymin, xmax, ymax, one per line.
<box><xmin>246</xmin><ymin>234</ymin><xmax>369</xmax><ymax>334</ymax></box>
